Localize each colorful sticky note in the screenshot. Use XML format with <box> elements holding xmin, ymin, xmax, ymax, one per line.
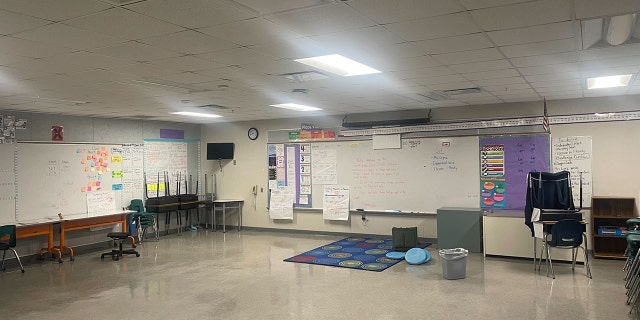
<box><xmin>84</xmin><ymin>167</ymin><xmax>89</xmax><ymax>172</ymax></box>
<box><xmin>87</xmin><ymin>186</ymin><xmax>92</xmax><ymax>192</ymax></box>
<box><xmin>112</xmin><ymin>184</ymin><xmax>123</xmax><ymax>191</ymax></box>
<box><xmin>81</xmin><ymin>187</ymin><xmax>87</xmax><ymax>192</ymax></box>
<box><xmin>112</xmin><ymin>171</ymin><xmax>123</xmax><ymax>179</ymax></box>
<box><xmin>87</xmin><ymin>155</ymin><xmax>91</xmax><ymax>160</ymax></box>
<box><xmin>96</xmin><ymin>181</ymin><xmax>101</xmax><ymax>186</ymax></box>
<box><xmin>81</xmin><ymin>159</ymin><xmax>86</xmax><ymax>164</ymax></box>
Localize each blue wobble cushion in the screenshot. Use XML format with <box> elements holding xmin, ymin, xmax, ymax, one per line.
<box><xmin>386</xmin><ymin>251</ymin><xmax>406</xmax><ymax>260</ymax></box>
<box><xmin>405</xmin><ymin>248</ymin><xmax>428</xmax><ymax>265</ymax></box>
<box><xmin>423</xmin><ymin>249</ymin><xmax>432</xmax><ymax>263</ymax></box>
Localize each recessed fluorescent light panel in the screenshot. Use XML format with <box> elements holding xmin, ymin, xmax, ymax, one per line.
<box><xmin>586</xmin><ymin>74</ymin><xmax>633</xmax><ymax>89</ymax></box>
<box><xmin>171</xmin><ymin>111</ymin><xmax>222</xmax><ymax>118</ymax></box>
<box><xmin>294</xmin><ymin>54</ymin><xmax>381</xmax><ymax>77</ymax></box>
<box><xmin>270</xmin><ymin>103</ymin><xmax>321</xmax><ymax>111</ymax></box>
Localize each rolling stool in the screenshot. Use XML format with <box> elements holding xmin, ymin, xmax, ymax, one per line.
<box><xmin>625</xmin><ymin>234</ymin><xmax>640</xmax><ymax>308</ymax></box>
<box><xmin>101</xmin><ymin>232</ymin><xmax>140</xmax><ymax>261</ymax></box>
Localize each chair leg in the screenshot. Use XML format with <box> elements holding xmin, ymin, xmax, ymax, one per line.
<box><xmin>1</xmin><ymin>249</ymin><xmax>6</xmax><ymax>271</ymax></box>
<box><xmin>582</xmin><ymin>245</ymin><xmax>592</xmax><ymax>279</ymax></box>
<box><xmin>546</xmin><ymin>242</ymin><xmax>555</xmax><ymax>279</ymax></box>
<box><xmin>10</xmin><ymin>248</ymin><xmax>25</xmax><ymax>273</ymax></box>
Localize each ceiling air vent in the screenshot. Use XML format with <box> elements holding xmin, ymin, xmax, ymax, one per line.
<box><xmin>443</xmin><ymin>87</ymin><xmax>484</xmax><ymax>96</ymax></box>
<box><xmin>278</xmin><ymin>71</ymin><xmax>329</xmax><ymax>82</ymax></box>
<box><xmin>196</xmin><ymin>104</ymin><xmax>229</xmax><ymax>110</ymax></box>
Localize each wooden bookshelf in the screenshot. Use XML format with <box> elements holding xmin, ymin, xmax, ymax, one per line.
<box><xmin>591</xmin><ymin>197</ymin><xmax>636</xmax><ymax>259</ymax></box>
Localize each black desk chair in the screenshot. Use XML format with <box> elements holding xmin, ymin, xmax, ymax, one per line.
<box><xmin>100</xmin><ymin>232</ymin><xmax>140</xmax><ymax>261</ymax></box>
<box><xmin>0</xmin><ymin>225</ymin><xmax>25</xmax><ymax>273</ymax></box>
<box><xmin>542</xmin><ymin>219</ymin><xmax>592</xmax><ymax>279</ymax></box>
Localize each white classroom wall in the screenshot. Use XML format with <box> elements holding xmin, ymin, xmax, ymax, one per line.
<box><xmin>201</xmin><ymin>95</ymin><xmax>640</xmax><ymax>238</ymax></box>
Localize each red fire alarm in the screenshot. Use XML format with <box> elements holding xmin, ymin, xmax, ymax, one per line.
<box><xmin>51</xmin><ymin>126</ymin><xmax>64</xmax><ymax>141</ymax></box>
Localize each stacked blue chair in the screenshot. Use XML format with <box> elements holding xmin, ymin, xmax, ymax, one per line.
<box><xmin>130</xmin><ymin>199</ymin><xmax>159</xmax><ymax>243</ymax></box>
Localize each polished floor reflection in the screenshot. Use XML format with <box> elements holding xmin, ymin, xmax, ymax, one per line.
<box><xmin>0</xmin><ymin>230</ymin><xmax>634</xmax><ymax>320</ymax></box>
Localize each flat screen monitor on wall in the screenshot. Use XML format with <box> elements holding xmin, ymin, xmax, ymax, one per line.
<box><xmin>207</xmin><ymin>143</ymin><xmax>234</xmax><ymax>160</ymax></box>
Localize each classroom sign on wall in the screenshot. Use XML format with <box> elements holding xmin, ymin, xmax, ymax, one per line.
<box><xmin>479</xmin><ymin>135</ymin><xmax>549</xmax><ymax>210</ymax></box>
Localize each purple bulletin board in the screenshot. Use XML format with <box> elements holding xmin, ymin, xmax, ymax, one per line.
<box><xmin>479</xmin><ymin>135</ymin><xmax>549</xmax><ymax>210</ymax></box>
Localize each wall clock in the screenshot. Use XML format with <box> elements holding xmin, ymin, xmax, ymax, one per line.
<box><xmin>248</xmin><ymin>127</ymin><xmax>259</xmax><ymax>140</ymax></box>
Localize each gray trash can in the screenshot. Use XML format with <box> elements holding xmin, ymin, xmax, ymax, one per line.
<box><xmin>439</xmin><ymin>248</ymin><xmax>468</xmax><ymax>280</ymax></box>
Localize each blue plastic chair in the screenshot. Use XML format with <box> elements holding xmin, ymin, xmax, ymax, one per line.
<box><xmin>0</xmin><ymin>225</ymin><xmax>25</xmax><ymax>273</ymax></box>
<box><xmin>130</xmin><ymin>199</ymin><xmax>158</xmax><ymax>243</ymax></box>
<box><xmin>543</xmin><ymin>219</ymin><xmax>591</xmax><ymax>279</ymax></box>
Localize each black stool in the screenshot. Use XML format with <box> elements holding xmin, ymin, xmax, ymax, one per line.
<box><xmin>101</xmin><ymin>232</ymin><xmax>140</xmax><ymax>261</ymax></box>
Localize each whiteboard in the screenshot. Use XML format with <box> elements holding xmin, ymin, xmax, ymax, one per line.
<box><xmin>16</xmin><ymin>143</ymin><xmax>144</xmax><ymax>221</ymax></box>
<box><xmin>310</xmin><ymin>136</ymin><xmax>480</xmax><ymax>213</ymax></box>
<box><xmin>0</xmin><ymin>144</ymin><xmax>16</xmax><ymax>224</ymax></box>
<box><xmin>552</xmin><ymin>136</ymin><xmax>592</xmax><ymax>208</ymax></box>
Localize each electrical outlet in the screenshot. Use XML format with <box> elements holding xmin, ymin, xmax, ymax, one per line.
<box><xmin>233</xmin><ymin>159</ymin><xmax>236</xmax><ymax>165</ymax></box>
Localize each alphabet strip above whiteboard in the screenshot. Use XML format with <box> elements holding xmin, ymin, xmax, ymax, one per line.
<box><xmin>552</xmin><ymin>136</ymin><xmax>592</xmax><ymax>208</ymax></box>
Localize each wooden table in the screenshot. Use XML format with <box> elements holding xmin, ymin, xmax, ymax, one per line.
<box><xmin>16</xmin><ymin>220</ymin><xmax>62</xmax><ymax>262</ymax></box>
<box><xmin>56</xmin><ymin>212</ymin><xmax>131</xmax><ymax>261</ymax></box>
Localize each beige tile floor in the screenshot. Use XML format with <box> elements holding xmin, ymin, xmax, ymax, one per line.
<box><xmin>0</xmin><ymin>230</ymin><xmax>635</xmax><ymax>320</ymax></box>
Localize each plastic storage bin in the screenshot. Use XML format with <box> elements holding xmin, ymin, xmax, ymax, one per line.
<box><xmin>439</xmin><ymin>248</ymin><xmax>468</xmax><ymax>280</ymax></box>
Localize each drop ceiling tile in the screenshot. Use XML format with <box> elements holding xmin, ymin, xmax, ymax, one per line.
<box><xmin>0</xmin><ymin>36</ymin><xmax>73</xmax><ymax>58</ymax></box>
<box><xmin>470</xmin><ymin>0</ymin><xmax>571</xmax><ymax>31</ymax></box>
<box><xmin>483</xmin><ymin>83</ymin><xmax>533</xmax><ymax>92</ymax></box>
<box><xmin>487</xmin><ymin>21</ymin><xmax>576</xmax><ymax>46</ymax></box>
<box><xmin>347</xmin><ymin>0</ymin><xmax>463</xmax><ymax>24</ymax></box>
<box><xmin>580</xmin><ymin>56</ymin><xmax>640</xmax><ymax>69</ymax></box>
<box><xmin>463</xmin><ymin>69</ymin><xmax>521</xmax><ymax>80</ymax></box>
<box><xmin>267</xmin><ymin>3</ymin><xmax>377</xmax><ymax>37</ymax></box>
<box><xmin>433</xmin><ymin>48</ymin><xmax>504</xmax><ymax>65</ymax></box>
<box><xmin>198</xmin><ymin>18</ymin><xmax>301</xmax><ymax>47</ymax></box>
<box><xmin>390</xmin><ymin>66</ymin><xmax>455</xmax><ymax>80</ymax></box>
<box><xmin>248</xmin><ymin>37</ymin><xmax>330</xmax><ymax>60</ymax></box>
<box><xmin>0</xmin><ymin>0</ymin><xmax>112</xmax><ymax>21</ymax></box>
<box><xmin>0</xmin><ymin>52</ymin><xmax>32</xmax><ymax>66</ymax></box>
<box><xmin>139</xmin><ymin>31</ymin><xmax>239</xmax><ymax>55</ymax></box>
<box><xmin>13</xmin><ymin>23</ymin><xmax>125</xmax><ymax>50</ymax></box>
<box><xmin>535</xmin><ymin>85</ymin><xmax>583</xmax><ymax>93</ymax></box>
<box><xmin>309</xmin><ymin>26</ymin><xmax>405</xmax><ymax>52</ymax></box>
<box><xmin>449</xmin><ymin>59</ymin><xmax>513</xmax><ymax>73</ymax></box>
<box><xmin>196</xmin><ymin>47</ymin><xmax>276</xmax><ymax>66</ymax></box>
<box><xmin>127</xmin><ymin>0</ymin><xmax>257</xmax><ymax>29</ymax></box>
<box><xmin>510</xmin><ymin>52</ymin><xmax>579</xmax><ymax>67</ymax></box>
<box><xmin>458</xmin><ymin>0</ymin><xmax>530</xmax><ymax>10</ymax></box>
<box><xmin>107</xmin><ymin>62</ymin><xmax>184</xmax><ymax>78</ymax></box>
<box><xmin>500</xmin><ymin>95</ymin><xmax>540</xmax><ymax>102</ymax></box>
<box><xmin>517</xmin><ymin>62</ymin><xmax>581</xmax><ymax>76</ymax></box>
<box><xmin>154</xmin><ymin>72</ymin><xmax>217</xmax><ymax>85</ymax></box>
<box><xmin>473</xmin><ymin>76</ymin><xmax>527</xmax><ymax>86</ymax></box>
<box><xmin>500</xmin><ymin>38</ymin><xmax>579</xmax><ymax>58</ymax></box>
<box><xmin>232</xmin><ymin>0</ymin><xmax>329</xmax><ymax>15</ymax></box>
<box><xmin>0</xmin><ymin>65</ymin><xmax>52</xmax><ymax>82</ymax></box>
<box><xmin>530</xmin><ymin>79</ymin><xmax>584</xmax><ymax>89</ymax></box>
<box><xmin>413</xmin><ymin>33</ymin><xmax>493</xmax><ymax>54</ymax></box>
<box><xmin>543</xmin><ymin>92</ymin><xmax>583</xmax><ymax>99</ymax></box>
<box><xmin>7</xmin><ymin>57</ymin><xmax>94</xmax><ymax>74</ymax></box>
<box><xmin>386</xmin><ymin>12</ymin><xmax>480</xmax><ymax>41</ymax></box>
<box><xmin>580</xmin><ymin>43</ymin><xmax>640</xmax><ymax>61</ymax></box>
<box><xmin>45</xmin><ymin>52</ymin><xmax>135</xmax><ymax>71</ymax></box>
<box><xmin>0</xmin><ymin>84</ymin><xmax>29</xmax><ymax>96</ymax></box>
<box><xmin>92</xmin><ymin>41</ymin><xmax>183</xmax><ymax>62</ymax></box>
<box><xmin>0</xmin><ymin>9</ymin><xmax>52</xmax><ymax>35</ymax></box>
<box><xmin>524</xmin><ymin>72</ymin><xmax>581</xmax><ymax>83</ymax></box>
<box><xmin>582</xmin><ymin>66</ymin><xmax>640</xmax><ymax>78</ymax></box>
<box><xmin>154</xmin><ymin>56</ymin><xmax>227</xmax><ymax>73</ymax></box>
<box><xmin>65</xmin><ymin>7</ymin><xmax>186</xmax><ymax>41</ymax></box>
<box><xmin>574</xmin><ymin>0</ymin><xmax>640</xmax><ymax>19</ymax></box>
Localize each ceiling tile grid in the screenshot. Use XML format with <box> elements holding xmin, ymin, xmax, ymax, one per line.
<box><xmin>0</xmin><ymin>0</ymin><xmax>638</xmax><ymax>123</ymax></box>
